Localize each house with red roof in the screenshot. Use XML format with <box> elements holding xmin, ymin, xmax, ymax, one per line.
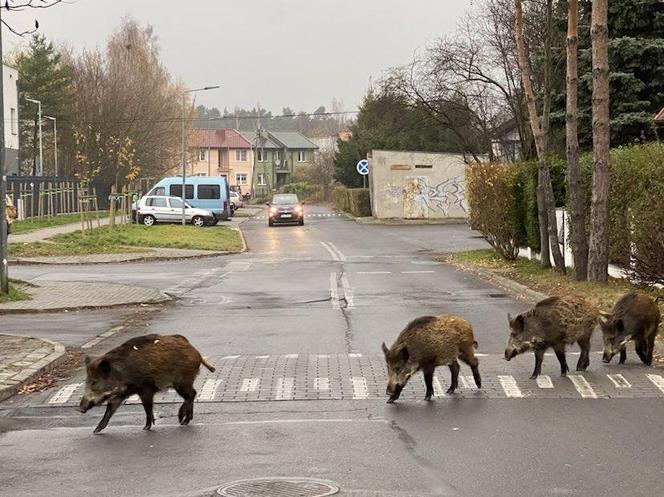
<box><xmin>187</xmin><ymin>128</ymin><xmax>254</xmax><ymax>194</ymax></box>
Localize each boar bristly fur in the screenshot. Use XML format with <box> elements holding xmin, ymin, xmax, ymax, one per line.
<box><xmin>600</xmin><ymin>292</ymin><xmax>661</xmax><ymax>365</ymax></box>
<box><xmin>382</xmin><ymin>315</ymin><xmax>481</xmax><ymax>403</ymax></box>
<box><xmin>78</xmin><ymin>334</ymin><xmax>215</xmax><ymax>434</ymax></box>
<box><xmin>505</xmin><ymin>295</ymin><xmax>599</xmax><ymax>379</ymax></box>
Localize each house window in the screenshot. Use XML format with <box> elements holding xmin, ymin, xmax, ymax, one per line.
<box><xmin>297</xmin><ymin>150</ymin><xmax>306</xmax><ymax>162</ymax></box>
<box><xmin>257</xmin><ymin>149</ymin><xmax>266</xmax><ymax>162</ymax></box>
<box><xmin>257</xmin><ymin>173</ymin><xmax>266</xmax><ymax>186</ymax></box>
<box><xmin>235</xmin><ymin>149</ymin><xmax>247</xmax><ymax>161</ymax></box>
<box><xmin>274</xmin><ymin>150</ymin><xmax>282</xmax><ymax>163</ymax></box>
<box><xmin>10</xmin><ymin>108</ymin><xmax>17</xmax><ymax>135</ymax></box>
<box><xmin>236</xmin><ymin>173</ymin><xmax>248</xmax><ymax>185</ymax></box>
<box><xmin>198</xmin><ymin>149</ymin><xmax>206</xmax><ymax>161</ymax></box>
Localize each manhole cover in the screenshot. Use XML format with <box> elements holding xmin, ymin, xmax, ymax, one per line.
<box><xmin>217</xmin><ymin>477</ymin><xmax>339</xmax><ymax>497</ymax></box>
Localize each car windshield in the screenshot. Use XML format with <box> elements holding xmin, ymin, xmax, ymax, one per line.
<box><xmin>272</xmin><ymin>194</ymin><xmax>299</xmax><ymax>205</ymax></box>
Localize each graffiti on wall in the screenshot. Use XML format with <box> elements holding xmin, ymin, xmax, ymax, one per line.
<box><xmin>403</xmin><ymin>176</ymin><xmax>467</xmax><ymax>218</ymax></box>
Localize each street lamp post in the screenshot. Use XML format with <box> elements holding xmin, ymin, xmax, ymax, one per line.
<box><xmin>25</xmin><ymin>98</ymin><xmax>43</xmax><ymax>176</ymax></box>
<box><xmin>181</xmin><ymin>86</ymin><xmax>219</xmax><ymax>225</ymax></box>
<box><xmin>44</xmin><ymin>116</ymin><xmax>58</xmax><ymax>177</ymax></box>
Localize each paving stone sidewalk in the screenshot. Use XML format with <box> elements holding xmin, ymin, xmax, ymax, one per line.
<box><xmin>0</xmin><ymin>334</ymin><xmax>66</xmax><ymax>402</ymax></box>
<box><xmin>0</xmin><ymin>281</ymin><xmax>172</xmax><ymax>314</ymax></box>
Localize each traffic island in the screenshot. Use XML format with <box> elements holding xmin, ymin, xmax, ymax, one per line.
<box><xmin>0</xmin><ymin>334</ymin><xmax>66</xmax><ymax>402</ymax></box>
<box><xmin>0</xmin><ymin>281</ymin><xmax>172</xmax><ymax>314</ymax></box>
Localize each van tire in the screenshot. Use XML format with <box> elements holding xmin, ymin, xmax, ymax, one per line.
<box><xmin>142</xmin><ymin>215</ymin><xmax>156</xmax><ymax>226</ymax></box>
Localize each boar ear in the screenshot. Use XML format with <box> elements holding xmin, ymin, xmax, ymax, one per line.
<box><xmin>399</xmin><ymin>346</ymin><xmax>409</xmax><ymax>362</ymax></box>
<box><xmin>513</xmin><ymin>315</ymin><xmax>524</xmax><ymax>332</ymax></box>
<box><xmin>381</xmin><ymin>342</ymin><xmax>389</xmax><ymax>356</ymax></box>
<box><xmin>98</xmin><ymin>359</ymin><xmax>111</xmax><ymax>377</ymax></box>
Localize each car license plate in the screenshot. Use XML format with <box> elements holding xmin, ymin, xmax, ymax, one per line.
<box><xmin>281</xmin><ymin>214</ymin><xmax>292</xmax><ymax>218</ymax></box>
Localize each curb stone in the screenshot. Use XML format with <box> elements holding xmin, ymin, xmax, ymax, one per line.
<box><xmin>451</xmin><ymin>263</ymin><xmax>548</xmax><ymax>304</ymax></box>
<box><xmin>0</xmin><ymin>337</ymin><xmax>67</xmax><ymax>403</ymax></box>
<box><xmin>335</xmin><ymin>210</ymin><xmax>468</xmax><ymax>226</ymax></box>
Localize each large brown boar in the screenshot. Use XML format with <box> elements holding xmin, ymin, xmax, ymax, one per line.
<box><xmin>78</xmin><ymin>334</ymin><xmax>215</xmax><ymax>433</ymax></box>
<box><xmin>504</xmin><ymin>295</ymin><xmax>599</xmax><ymax>379</ymax></box>
<box><xmin>600</xmin><ymin>292</ymin><xmax>661</xmax><ymax>365</ymax></box>
<box><xmin>382</xmin><ymin>315</ymin><xmax>481</xmax><ymax>403</ymax></box>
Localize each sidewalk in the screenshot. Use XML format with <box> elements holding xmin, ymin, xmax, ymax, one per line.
<box><xmin>0</xmin><ymin>334</ymin><xmax>66</xmax><ymax>402</ymax></box>
<box><xmin>9</xmin><ymin>215</ymin><xmax>121</xmax><ymax>243</ymax></box>
<box><xmin>0</xmin><ymin>281</ymin><xmax>172</xmax><ymax>314</ymax></box>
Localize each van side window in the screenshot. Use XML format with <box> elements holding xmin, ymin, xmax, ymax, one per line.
<box><xmin>169</xmin><ymin>184</ymin><xmax>194</xmax><ymax>199</ymax></box>
<box><xmin>198</xmin><ymin>185</ymin><xmax>220</xmax><ymax>199</ymax></box>
<box><xmin>152</xmin><ymin>187</ymin><xmax>165</xmax><ymax>196</ymax></box>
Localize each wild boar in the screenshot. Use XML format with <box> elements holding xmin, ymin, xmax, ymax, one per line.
<box><xmin>382</xmin><ymin>314</ymin><xmax>481</xmax><ymax>403</ymax></box>
<box><xmin>78</xmin><ymin>334</ymin><xmax>215</xmax><ymax>433</ymax></box>
<box><xmin>505</xmin><ymin>295</ymin><xmax>599</xmax><ymax>379</ymax></box>
<box><xmin>600</xmin><ymin>292</ymin><xmax>661</xmax><ymax>365</ymax></box>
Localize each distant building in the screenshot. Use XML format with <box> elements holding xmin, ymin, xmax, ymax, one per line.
<box><xmin>491</xmin><ymin>118</ymin><xmax>521</xmax><ymax>163</ymax></box>
<box><xmin>3</xmin><ymin>63</ymin><xmax>19</xmax><ymax>175</ymax></box>
<box><xmin>187</xmin><ymin>128</ymin><xmax>253</xmax><ymax>194</ymax></box>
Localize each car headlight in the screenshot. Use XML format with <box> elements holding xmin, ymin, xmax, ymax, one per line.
<box><xmin>294</xmin><ymin>206</ymin><xmax>302</xmax><ymax>213</ymax></box>
<box><xmin>270</xmin><ymin>207</ymin><xmax>277</xmax><ymax>215</ymax></box>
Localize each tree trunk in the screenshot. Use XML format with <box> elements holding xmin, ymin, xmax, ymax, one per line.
<box><xmin>514</xmin><ymin>0</ymin><xmax>565</xmax><ymax>271</ymax></box>
<box><xmin>588</xmin><ymin>0</ymin><xmax>610</xmax><ymax>282</ymax></box>
<box><xmin>566</xmin><ymin>0</ymin><xmax>588</xmax><ymax>280</ymax></box>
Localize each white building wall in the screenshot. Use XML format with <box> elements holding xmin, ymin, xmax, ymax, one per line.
<box><xmin>3</xmin><ymin>63</ymin><xmax>19</xmax><ymax>175</ymax></box>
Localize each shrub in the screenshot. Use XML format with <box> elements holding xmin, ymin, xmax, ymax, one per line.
<box><xmin>282</xmin><ymin>182</ymin><xmax>323</xmax><ymax>202</ymax></box>
<box><xmin>333</xmin><ymin>185</ymin><xmax>350</xmax><ymax>212</ymax></box>
<box><xmin>466</xmin><ymin>163</ymin><xmax>521</xmax><ymax>260</ymax></box>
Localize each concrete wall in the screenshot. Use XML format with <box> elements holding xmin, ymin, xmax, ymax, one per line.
<box><xmin>368</xmin><ymin>150</ymin><xmax>469</xmax><ymax>220</ymax></box>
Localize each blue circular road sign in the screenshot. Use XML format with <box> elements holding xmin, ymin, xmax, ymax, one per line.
<box><xmin>356</xmin><ymin>159</ymin><xmax>369</xmax><ymax>176</ymax></box>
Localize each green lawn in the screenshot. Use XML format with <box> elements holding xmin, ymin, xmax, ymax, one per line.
<box><xmin>0</xmin><ymin>283</ymin><xmax>31</xmax><ymax>303</ymax></box>
<box><xmin>11</xmin><ymin>211</ymin><xmax>110</xmax><ymax>235</ymax></box>
<box><xmin>9</xmin><ymin>224</ymin><xmax>243</xmax><ymax>257</ymax></box>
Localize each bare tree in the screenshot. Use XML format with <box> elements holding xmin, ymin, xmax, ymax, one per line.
<box><xmin>566</xmin><ymin>0</ymin><xmax>588</xmax><ymax>280</ymax></box>
<box><xmin>514</xmin><ymin>0</ymin><xmax>565</xmax><ymax>272</ymax></box>
<box><xmin>587</xmin><ymin>0</ymin><xmax>610</xmax><ymax>282</ymax></box>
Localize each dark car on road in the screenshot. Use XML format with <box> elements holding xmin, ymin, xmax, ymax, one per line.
<box><xmin>267</xmin><ymin>194</ymin><xmax>305</xmax><ymax>227</ymax></box>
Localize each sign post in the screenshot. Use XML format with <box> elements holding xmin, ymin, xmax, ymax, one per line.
<box><xmin>356</xmin><ymin>159</ymin><xmax>369</xmax><ymax>189</ymax></box>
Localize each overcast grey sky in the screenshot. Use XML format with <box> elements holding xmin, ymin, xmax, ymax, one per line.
<box><xmin>4</xmin><ymin>0</ymin><xmax>474</xmax><ymax>114</ymax></box>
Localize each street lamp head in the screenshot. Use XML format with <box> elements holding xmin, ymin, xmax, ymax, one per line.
<box><xmin>203</xmin><ymin>85</ymin><xmax>220</xmax><ymax>91</ymax></box>
<box><xmin>25</xmin><ymin>97</ymin><xmax>41</xmax><ymax>104</ymax></box>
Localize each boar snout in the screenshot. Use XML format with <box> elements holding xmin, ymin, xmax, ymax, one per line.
<box><xmin>78</xmin><ymin>397</ymin><xmax>96</xmax><ymax>413</ymax></box>
<box><xmin>504</xmin><ymin>347</ymin><xmax>518</xmax><ymax>361</ymax></box>
<box><xmin>386</xmin><ymin>384</ymin><xmax>404</xmax><ymax>404</ymax></box>
<box><xmin>602</xmin><ymin>350</ymin><xmax>615</xmax><ymax>363</ymax></box>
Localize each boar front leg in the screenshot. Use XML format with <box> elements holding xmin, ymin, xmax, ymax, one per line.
<box><xmin>553</xmin><ymin>344</ymin><xmax>569</xmax><ymax>377</ymax></box>
<box><xmin>446</xmin><ymin>361</ymin><xmax>460</xmax><ymax>394</ymax></box>
<box><xmin>94</xmin><ymin>396</ymin><xmax>125</xmax><ymax>434</ymax></box>
<box><xmin>139</xmin><ymin>388</ymin><xmax>157</xmax><ymax>430</ymax></box>
<box><xmin>423</xmin><ymin>366</ymin><xmax>435</xmax><ymax>401</ymax></box>
<box><xmin>619</xmin><ymin>348</ymin><xmax>627</xmax><ymax>364</ymax></box>
<box><xmin>576</xmin><ymin>337</ymin><xmax>590</xmax><ymax>371</ymax></box>
<box><xmin>530</xmin><ymin>348</ymin><xmax>545</xmax><ymax>380</ymax></box>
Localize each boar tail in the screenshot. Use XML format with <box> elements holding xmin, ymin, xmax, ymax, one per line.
<box><xmin>473</xmin><ymin>340</ymin><xmax>478</xmax><ymax>349</ymax></box>
<box><xmin>201</xmin><ymin>357</ymin><xmax>216</xmax><ymax>372</ymax></box>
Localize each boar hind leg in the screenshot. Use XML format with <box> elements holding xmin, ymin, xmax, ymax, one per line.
<box><xmin>459</xmin><ymin>350</ymin><xmax>482</xmax><ymax>388</ymax></box>
<box><xmin>645</xmin><ymin>334</ymin><xmax>656</xmax><ymax>366</ymax></box>
<box><xmin>530</xmin><ymin>348</ymin><xmax>545</xmax><ymax>380</ymax></box>
<box><xmin>576</xmin><ymin>337</ymin><xmax>591</xmax><ymax>371</ymax></box>
<box><xmin>139</xmin><ymin>389</ymin><xmax>157</xmax><ymax>430</ymax></box>
<box><xmin>423</xmin><ymin>366</ymin><xmax>435</xmax><ymax>401</ymax></box>
<box><xmin>175</xmin><ymin>384</ymin><xmax>196</xmax><ymax>425</ymax></box>
<box><xmin>635</xmin><ymin>339</ymin><xmax>648</xmax><ymax>365</ymax></box>
<box><xmin>94</xmin><ymin>396</ymin><xmax>124</xmax><ymax>434</ymax></box>
<box><xmin>619</xmin><ymin>348</ymin><xmax>627</xmax><ymax>364</ymax></box>
<box><xmin>553</xmin><ymin>344</ymin><xmax>569</xmax><ymax>377</ymax></box>
<box><xmin>446</xmin><ymin>361</ymin><xmax>460</xmax><ymax>394</ymax></box>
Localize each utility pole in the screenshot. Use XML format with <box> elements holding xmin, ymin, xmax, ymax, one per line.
<box><xmin>44</xmin><ymin>115</ymin><xmax>58</xmax><ymax>177</ymax></box>
<box><xmin>207</xmin><ymin>118</ymin><xmax>211</xmax><ymax>177</ymax></box>
<box><xmin>25</xmin><ymin>97</ymin><xmax>43</xmax><ymax>175</ymax></box>
<box><xmin>0</xmin><ymin>7</ymin><xmax>8</xmax><ymax>293</ymax></box>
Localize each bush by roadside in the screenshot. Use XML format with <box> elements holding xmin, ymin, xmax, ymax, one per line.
<box><xmin>9</xmin><ymin>225</ymin><xmax>243</xmax><ymax>257</ymax></box>
<box><xmin>333</xmin><ymin>186</ymin><xmax>371</xmax><ymax>217</ymax></box>
<box><xmin>282</xmin><ymin>182</ymin><xmax>323</xmax><ymax>202</ymax></box>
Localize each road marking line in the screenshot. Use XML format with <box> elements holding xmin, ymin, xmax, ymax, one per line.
<box><xmin>646</xmin><ymin>374</ymin><xmax>664</xmax><ymax>393</ymax></box>
<box><xmin>255</xmin><ymin>355</ymin><xmax>269</xmax><ymax>360</ymax></box>
<box><xmin>48</xmin><ymin>383</ymin><xmax>82</xmax><ymax>404</ymax></box>
<box><xmin>607</xmin><ymin>374</ymin><xmax>631</xmax><ymax>388</ymax></box>
<box><xmin>317</xmin><ymin>354</ymin><xmax>330</xmax><ymax>359</ymax></box>
<box><xmin>348</xmin><ymin>353</ymin><xmax>362</xmax><ymax>358</ymax></box>
<box><xmin>357</xmin><ymin>271</ymin><xmax>391</xmax><ymax>274</ymax></box>
<box><xmin>536</xmin><ymin>375</ymin><xmax>554</xmax><ymax>389</ymax></box>
<box><xmin>459</xmin><ymin>376</ymin><xmax>468</xmax><ymax>389</ymax></box>
<box><xmin>329</xmin><ymin>272</ymin><xmax>340</xmax><ymax>309</ymax></box>
<box><xmin>320</xmin><ymin>241</ymin><xmax>339</xmax><ymax>261</ymax></box>
<box><xmin>226</xmin><ymin>261</ymin><xmax>251</xmax><ymax>271</ymax></box>
<box><xmin>475</xmin><ymin>353</ymin><xmax>488</xmax><ymax>357</ymax></box>
<box><xmin>222</xmin><ymin>355</ymin><xmax>240</xmax><ymax>360</ymax></box>
<box><xmin>126</xmin><ymin>394</ymin><xmax>141</xmax><ymax>404</ymax></box>
<box><xmin>275</xmin><ymin>377</ymin><xmax>295</xmax><ymax>400</ymax></box>
<box><xmin>352</xmin><ymin>377</ymin><xmax>368</xmax><ymax>399</ymax></box>
<box><xmin>498</xmin><ymin>375</ymin><xmax>524</xmax><ymax>398</ymax></box>
<box><xmin>432</xmin><ymin>377</ymin><xmax>445</xmax><ymax>398</ymax></box>
<box><xmin>314</xmin><ymin>377</ymin><xmax>330</xmax><ymax>391</ymax></box>
<box><xmin>340</xmin><ymin>273</ymin><xmax>354</xmax><ymax>307</ymax></box>
<box><xmin>198</xmin><ymin>379</ymin><xmax>223</xmax><ymax>400</ymax></box>
<box><xmin>327</xmin><ymin>242</ymin><xmax>346</xmax><ymax>262</ymax></box>
<box><xmin>401</xmin><ymin>270</ymin><xmax>436</xmax><ymax>274</ymax></box>
<box><xmin>569</xmin><ymin>375</ymin><xmax>597</xmax><ymax>398</ymax></box>
<box><xmin>284</xmin><ymin>354</ymin><xmax>299</xmax><ymax>359</ymax></box>
<box><xmin>240</xmin><ymin>378</ymin><xmax>260</xmax><ymax>392</ymax></box>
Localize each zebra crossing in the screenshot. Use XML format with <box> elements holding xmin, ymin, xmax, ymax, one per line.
<box><xmin>43</xmin><ymin>353</ymin><xmax>664</xmax><ymax>407</ymax></box>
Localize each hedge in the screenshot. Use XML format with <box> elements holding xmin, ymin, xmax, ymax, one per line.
<box><xmin>333</xmin><ymin>186</ymin><xmax>371</xmax><ymax>217</ymax></box>
<box><xmin>282</xmin><ymin>182</ymin><xmax>323</xmax><ymax>202</ymax></box>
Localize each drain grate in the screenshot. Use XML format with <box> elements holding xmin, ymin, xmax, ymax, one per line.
<box><xmin>217</xmin><ymin>477</ymin><xmax>339</xmax><ymax>497</ymax></box>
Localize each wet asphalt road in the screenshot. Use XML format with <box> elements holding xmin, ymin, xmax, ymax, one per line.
<box><xmin>1</xmin><ymin>205</ymin><xmax>662</xmax><ymax>497</ymax></box>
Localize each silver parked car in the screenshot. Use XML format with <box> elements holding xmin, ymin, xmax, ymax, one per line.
<box><xmin>136</xmin><ymin>195</ymin><xmax>215</xmax><ymax>227</ymax></box>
